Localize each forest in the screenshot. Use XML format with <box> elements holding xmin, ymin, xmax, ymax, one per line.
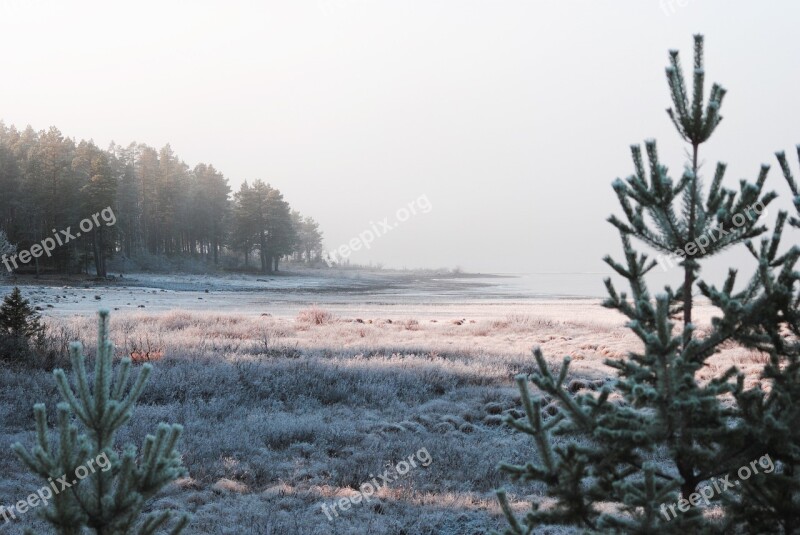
<box><xmin>0</xmin><ymin>123</ymin><xmax>324</xmax><ymax>277</ymax></box>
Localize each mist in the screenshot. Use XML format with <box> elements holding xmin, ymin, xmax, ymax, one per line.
<box><xmin>1</xmin><ymin>0</ymin><xmax>797</xmax><ymax>282</ymax></box>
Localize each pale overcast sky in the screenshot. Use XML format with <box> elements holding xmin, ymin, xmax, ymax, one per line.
<box><xmin>0</xmin><ymin>0</ymin><xmax>797</xmax><ymax>288</ymax></box>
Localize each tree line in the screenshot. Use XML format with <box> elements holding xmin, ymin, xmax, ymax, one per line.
<box><xmin>0</xmin><ymin>123</ymin><xmax>323</xmax><ymax>277</ymax></box>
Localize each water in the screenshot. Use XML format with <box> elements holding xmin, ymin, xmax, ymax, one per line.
<box><xmin>463</xmin><ymin>272</ymin><xmax>609</xmax><ymax>298</ymax></box>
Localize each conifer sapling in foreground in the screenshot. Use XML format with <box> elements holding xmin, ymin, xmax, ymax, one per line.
<box><xmin>496</xmin><ymin>35</ymin><xmax>800</xmax><ymax>534</ymax></box>
<box><xmin>12</xmin><ymin>310</ymin><xmax>189</xmax><ymax>535</ymax></box>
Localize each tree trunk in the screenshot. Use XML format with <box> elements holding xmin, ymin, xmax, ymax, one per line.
<box><xmin>259</xmin><ymin>231</ymin><xmax>268</xmax><ymax>274</ymax></box>
<box><xmin>678</xmin><ymin>142</ymin><xmax>701</xmax><ymax>501</ymax></box>
<box><xmin>683</xmin><ymin>142</ymin><xmax>700</xmax><ymax>332</ymax></box>
<box><xmin>93</xmin><ymin>229</ymin><xmax>106</xmax><ymax>278</ymax></box>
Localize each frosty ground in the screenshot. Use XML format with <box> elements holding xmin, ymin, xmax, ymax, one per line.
<box><xmin>0</xmin><ymin>271</ymin><xmax>765</xmax><ymax>534</ymax></box>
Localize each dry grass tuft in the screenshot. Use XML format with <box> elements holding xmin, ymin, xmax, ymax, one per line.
<box><xmin>296</xmin><ymin>306</ymin><xmax>336</xmax><ymax>326</ymax></box>
<box><xmin>212</xmin><ymin>478</ymin><xmax>249</xmax><ymax>494</ymax></box>
<box><xmin>404</xmin><ymin>319</ymin><xmax>421</xmax><ymax>331</ymax></box>
<box><xmin>129</xmin><ymin>339</ymin><xmax>164</xmax><ymax>364</ymax></box>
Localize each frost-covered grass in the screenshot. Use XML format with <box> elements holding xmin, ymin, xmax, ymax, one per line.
<box><xmin>0</xmin><ymin>304</ymin><xmax>766</xmax><ymax>534</ymax></box>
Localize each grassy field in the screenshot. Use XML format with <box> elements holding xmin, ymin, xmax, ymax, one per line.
<box><xmin>0</xmin><ymin>298</ymin><xmax>767</xmax><ymax>535</ymax></box>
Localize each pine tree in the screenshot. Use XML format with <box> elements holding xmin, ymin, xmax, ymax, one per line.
<box><xmin>777</xmin><ymin>148</ymin><xmax>800</xmax><ymax>230</ymax></box>
<box><xmin>232</xmin><ymin>181</ymin><xmax>258</xmax><ymax>268</ymax></box>
<box><xmin>112</xmin><ymin>145</ymin><xmax>141</xmax><ymax>259</ymax></box>
<box><xmin>0</xmin><ymin>122</ymin><xmax>321</xmax><ymax>274</ymax></box>
<box><xmin>0</xmin><ymin>286</ymin><xmax>43</xmax><ymax>337</ymax></box>
<box><xmin>0</xmin><ymin>229</ymin><xmax>16</xmax><ymax>269</ymax></box>
<box><xmin>716</xmin><ymin>148</ymin><xmax>800</xmax><ymax>533</ymax></box>
<box><xmin>38</xmin><ymin>127</ymin><xmax>80</xmax><ymax>274</ymax></box>
<box><xmin>290</xmin><ymin>211</ymin><xmax>323</xmax><ymax>264</ymax></box>
<box><xmin>80</xmin><ymin>149</ymin><xmax>118</xmax><ymax>278</ymax></box>
<box><xmin>0</xmin><ymin>134</ymin><xmax>23</xmax><ymax>241</ymax></box>
<box><xmin>12</xmin><ymin>310</ymin><xmax>189</xmax><ymax>535</ymax></box>
<box><xmin>496</xmin><ymin>35</ymin><xmax>799</xmax><ymax>534</ymax></box>
<box><xmin>264</xmin><ymin>187</ymin><xmax>296</xmax><ymax>272</ymax></box>
<box><xmin>231</xmin><ymin>181</ymin><xmax>296</xmax><ymax>273</ymax></box>
<box><xmin>0</xmin><ymin>287</ymin><xmax>44</xmax><ymax>364</ymax></box>
<box><xmin>191</xmin><ymin>163</ymin><xmax>231</xmax><ymax>265</ymax></box>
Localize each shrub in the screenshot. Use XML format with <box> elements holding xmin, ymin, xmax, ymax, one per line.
<box><xmin>129</xmin><ymin>337</ymin><xmax>165</xmax><ymax>364</ymax></box>
<box><xmin>296</xmin><ymin>305</ymin><xmax>335</xmax><ymax>325</ymax></box>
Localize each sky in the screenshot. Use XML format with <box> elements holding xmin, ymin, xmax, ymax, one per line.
<box><xmin>0</xmin><ymin>0</ymin><xmax>798</xmax><ymax>292</ymax></box>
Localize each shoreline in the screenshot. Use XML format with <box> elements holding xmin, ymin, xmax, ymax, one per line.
<box><xmin>0</xmin><ymin>269</ymin><xmax>604</xmax><ymax>319</ymax></box>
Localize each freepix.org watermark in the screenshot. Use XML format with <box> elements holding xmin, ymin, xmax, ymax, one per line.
<box><xmin>326</xmin><ymin>195</ymin><xmax>432</xmax><ymax>264</ymax></box>
<box><xmin>319</xmin><ymin>447</ymin><xmax>432</xmax><ymax>520</ymax></box>
<box><xmin>1</xmin><ymin>207</ymin><xmax>116</xmax><ymax>272</ymax></box>
<box><xmin>1</xmin><ymin>451</ymin><xmax>112</xmax><ymax>524</ymax></box>
<box><xmin>655</xmin><ymin>201</ymin><xmax>766</xmax><ymax>271</ymax></box>
<box><xmin>660</xmin><ymin>454</ymin><xmax>775</xmax><ymax>521</ymax></box>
